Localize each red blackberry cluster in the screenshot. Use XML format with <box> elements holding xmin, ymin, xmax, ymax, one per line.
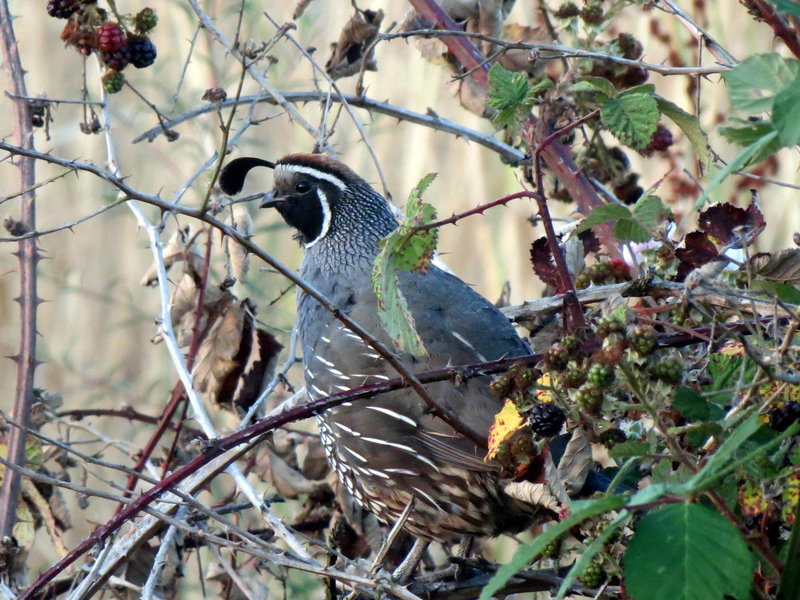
<box><xmin>580</xmin><ymin>3</ymin><xmax>604</xmax><ymax>24</ymax></box>
<box><xmin>47</xmin><ymin>3</ymin><xmax>159</xmax><ymax>96</ymax></box>
<box><xmin>641</xmin><ymin>124</ymin><xmax>674</xmax><ymax>155</ymax></box>
<box><xmin>575</xmin><ymin>259</ymin><xmax>632</xmax><ymax>289</ymax></box>
<box><xmin>554</xmin><ymin>2</ymin><xmax>579</xmax><ymax>18</ymax></box>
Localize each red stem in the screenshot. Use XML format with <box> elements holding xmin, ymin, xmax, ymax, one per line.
<box><xmin>0</xmin><ymin>0</ymin><xmax>39</xmax><ymax>542</ymax></box>
<box><xmin>750</xmin><ymin>0</ymin><xmax>800</xmax><ymax>60</ymax></box>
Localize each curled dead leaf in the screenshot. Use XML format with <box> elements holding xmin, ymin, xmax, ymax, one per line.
<box><xmin>325</xmin><ymin>9</ymin><xmax>384</xmax><ymax>79</ymax></box>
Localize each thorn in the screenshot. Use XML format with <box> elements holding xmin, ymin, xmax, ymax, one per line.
<box><xmin>6</xmin><ymin>354</ymin><xmax>20</xmax><ymax>363</ymax></box>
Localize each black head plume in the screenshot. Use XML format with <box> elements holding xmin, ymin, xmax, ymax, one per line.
<box><xmin>219</xmin><ymin>157</ymin><xmax>276</xmax><ymax>195</ymax></box>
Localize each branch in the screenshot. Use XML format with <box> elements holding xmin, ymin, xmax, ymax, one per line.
<box><xmin>749</xmin><ymin>0</ymin><xmax>800</xmax><ymax>60</ymax></box>
<box><xmin>0</xmin><ymin>141</ymin><xmax>487</xmax><ymax>446</ymax></box>
<box><xmin>380</xmin><ymin>30</ymin><xmax>731</xmax><ymax>75</ymax></box>
<box><xmin>132</xmin><ymin>92</ymin><xmax>526</xmax><ymax>165</ymax></box>
<box><xmin>0</xmin><ymin>0</ymin><xmax>39</xmax><ymax>544</ymax></box>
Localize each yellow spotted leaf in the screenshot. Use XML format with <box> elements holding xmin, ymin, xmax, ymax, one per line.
<box><xmin>487</xmin><ymin>400</ymin><xmax>525</xmax><ymax>460</ymax></box>
<box><xmin>536</xmin><ymin>372</ymin><xmax>554</xmax><ymax>402</ymax></box>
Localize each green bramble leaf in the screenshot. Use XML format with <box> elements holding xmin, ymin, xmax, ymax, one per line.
<box><xmin>654</xmin><ymin>95</ymin><xmax>712</xmax><ymax>172</ymax></box>
<box><xmin>773</xmin><ymin>74</ymin><xmax>800</xmax><ymax>145</ymax></box>
<box><xmin>600</xmin><ymin>92</ymin><xmax>659</xmax><ymax>150</ymax></box>
<box><xmin>479</xmin><ymin>495</ymin><xmax>627</xmax><ymax>600</ymax></box>
<box><xmin>719</xmin><ymin>119</ymin><xmax>783</xmax><ymax>166</ymax></box>
<box><xmin>372</xmin><ymin>174</ymin><xmax>438</xmax><ymax>356</ymax></box>
<box><xmin>571</xmin><ymin>76</ymin><xmax>617</xmax><ymax>99</ymax></box>
<box><xmin>632</xmin><ymin>193</ymin><xmax>669</xmax><ymax>229</ymax></box>
<box><xmin>487</xmin><ymin>64</ymin><xmax>530</xmax><ymax>111</ymax></box>
<box><xmin>576</xmin><ymin>201</ymin><xmax>656</xmax><ymax>243</ymax></box>
<box><xmin>722</xmin><ymin>53</ymin><xmax>800</xmax><ymax>114</ymax></box>
<box><xmin>487</xmin><ymin>64</ymin><xmax>553</xmax><ymax>128</ymax></box>
<box><xmin>624</xmin><ymin>503</ymin><xmax>755</xmax><ymax>600</ymax></box>
<box><xmin>770</xmin><ymin>0</ymin><xmax>800</xmax><ymax>15</ymax></box>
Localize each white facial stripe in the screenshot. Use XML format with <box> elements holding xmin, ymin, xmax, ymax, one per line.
<box><xmin>276</xmin><ymin>164</ymin><xmax>347</xmax><ymax>191</ymax></box>
<box><xmin>304</xmin><ymin>188</ymin><xmax>331</xmax><ymax>248</ymax></box>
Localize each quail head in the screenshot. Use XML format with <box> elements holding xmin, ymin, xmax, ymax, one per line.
<box><xmin>221</xmin><ymin>153</ymin><xmax>551</xmax><ymax>541</ymax></box>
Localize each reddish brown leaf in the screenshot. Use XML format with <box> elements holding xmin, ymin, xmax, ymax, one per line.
<box><xmin>530</xmin><ymin>236</ymin><xmax>563</xmax><ymax>290</ymax></box>
<box><xmin>675</xmin><ymin>231</ymin><xmax>719</xmax><ymax>280</ymax></box>
<box><xmin>325</xmin><ymin>9</ymin><xmax>383</xmax><ymax>79</ymax></box>
<box><xmin>698</xmin><ymin>200</ymin><xmax>766</xmax><ymax>248</ymax></box>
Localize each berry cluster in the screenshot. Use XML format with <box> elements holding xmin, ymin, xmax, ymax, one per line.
<box><xmin>575</xmin><ymin>259</ymin><xmax>632</xmax><ymax>289</ymax></box>
<box><xmin>48</xmin><ymin>3</ymin><xmax>158</xmax><ymax>95</ymax></box>
<box><xmin>641</xmin><ymin>123</ymin><xmax>675</xmax><ymax>155</ymax></box>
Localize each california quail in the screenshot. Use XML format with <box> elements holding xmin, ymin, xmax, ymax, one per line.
<box><xmin>221</xmin><ymin>153</ymin><xmax>549</xmax><ymax>541</ymax></box>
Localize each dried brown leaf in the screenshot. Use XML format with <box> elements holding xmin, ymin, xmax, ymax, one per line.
<box><xmin>325</xmin><ymin>9</ymin><xmax>384</xmax><ymax>79</ymax></box>
<box><xmin>750</xmin><ymin>249</ymin><xmax>800</xmax><ymax>283</ymax></box>
<box><xmin>556</xmin><ymin>426</ymin><xmax>592</xmax><ymax>495</ymax></box>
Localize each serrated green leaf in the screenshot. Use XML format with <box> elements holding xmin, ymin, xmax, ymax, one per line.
<box><xmin>487</xmin><ymin>63</ymin><xmax>531</xmax><ymax>111</ymax></box>
<box><xmin>575</xmin><ymin>203</ymin><xmax>632</xmax><ymax>233</ymax></box>
<box><xmin>722</xmin><ymin>53</ymin><xmax>800</xmax><ymax>113</ymax></box>
<box><xmin>372</xmin><ymin>174</ymin><xmax>438</xmax><ymax>356</ymax></box>
<box><xmin>632</xmin><ymin>194</ymin><xmax>668</xmax><ymax>228</ymax></box>
<box><xmin>613</xmin><ymin>218</ymin><xmax>652</xmax><ymax>243</ymax></box>
<box><xmin>761</xmin><ymin>280</ymin><xmax>800</xmax><ymax>304</ymax></box>
<box><xmin>773</xmin><ymin>74</ymin><xmax>800</xmax><ymax>145</ymax></box>
<box><xmin>619</xmin><ymin>83</ymin><xmax>656</xmax><ymax>97</ymax></box>
<box><xmin>719</xmin><ymin>120</ymin><xmax>783</xmax><ymax>165</ymax></box>
<box><xmin>695</xmin><ymin>130</ymin><xmax>780</xmax><ymax>209</ymax></box>
<box><xmin>654</xmin><ymin>95</ymin><xmax>712</xmax><ymax>171</ymax></box>
<box><xmin>672</xmin><ymin>386</ymin><xmax>710</xmax><ymax>422</ymax></box>
<box><xmin>572</xmin><ymin>76</ymin><xmax>617</xmax><ymax>98</ymax></box>
<box><xmin>705</xmin><ymin>353</ymin><xmax>757</xmax><ymax>404</ymax></box>
<box><xmin>609</xmin><ymin>441</ymin><xmax>650</xmax><ymax>460</ymax></box>
<box><xmin>601</xmin><ymin>93</ymin><xmax>659</xmax><ymax>149</ymax></box>
<box><xmin>624</xmin><ymin>503</ymin><xmax>755</xmax><ymax>600</ymax></box>
<box><xmin>479</xmin><ymin>495</ymin><xmax>627</xmax><ymax>600</ymax></box>
<box><xmin>770</xmin><ymin>0</ymin><xmax>800</xmax><ymax>17</ymax></box>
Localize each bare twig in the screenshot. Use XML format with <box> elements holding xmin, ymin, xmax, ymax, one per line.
<box><xmin>133</xmin><ymin>92</ymin><xmax>526</xmax><ymax>164</ymax></box>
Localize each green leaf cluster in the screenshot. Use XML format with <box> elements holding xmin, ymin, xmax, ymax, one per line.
<box><xmin>371</xmin><ymin>174</ymin><xmax>438</xmax><ymax>356</ymax></box>
<box><xmin>720</xmin><ymin>54</ymin><xmax>800</xmax><ymax>166</ymax></box>
<box><xmin>571</xmin><ymin>77</ymin><xmax>711</xmax><ymax>164</ymax></box>
<box><xmin>575</xmin><ymin>193</ymin><xmax>670</xmax><ymax>243</ymax></box>
<box><xmin>487</xmin><ymin>64</ymin><xmax>554</xmax><ymax>129</ymax></box>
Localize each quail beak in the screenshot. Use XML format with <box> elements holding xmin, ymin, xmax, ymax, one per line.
<box><xmin>260</xmin><ymin>191</ymin><xmax>281</xmax><ymax>209</ymax></box>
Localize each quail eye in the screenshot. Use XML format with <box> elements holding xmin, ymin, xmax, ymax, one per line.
<box><xmin>294</xmin><ymin>180</ymin><xmax>312</xmax><ymax>194</ymax></box>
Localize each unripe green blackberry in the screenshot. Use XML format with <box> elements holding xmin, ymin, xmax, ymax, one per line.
<box><xmin>489</xmin><ymin>374</ymin><xmax>511</xmax><ymax>397</ymax></box>
<box><xmin>545</xmin><ymin>342</ymin><xmax>570</xmax><ymax>371</ymax></box>
<box><xmin>554</xmin><ymin>2</ymin><xmax>579</xmax><ymax>18</ymax></box>
<box><xmin>563</xmin><ymin>368</ymin><xmax>586</xmax><ymax>389</ymax></box>
<box><xmin>541</xmin><ymin>537</ymin><xmax>563</xmax><ymax>558</ymax></box>
<box><xmin>561</xmin><ymin>336</ymin><xmax>580</xmax><ymax>357</ymax></box>
<box><xmin>134</xmin><ymin>7</ymin><xmax>158</xmax><ymax>33</ymax></box>
<box><xmin>575</xmin><ymin>382</ymin><xmax>604</xmax><ymax>413</ymax></box>
<box><xmin>587</xmin><ymin>363</ymin><xmax>615</xmax><ymax>387</ymax></box>
<box><xmin>599</xmin><ymin>428</ymin><xmax>627</xmax><ymax>448</ymax></box>
<box><xmin>580</xmin><ymin>3</ymin><xmax>604</xmax><ymax>24</ymax></box>
<box><xmin>575</xmin><ymin>272</ymin><xmax>591</xmax><ymax>289</ymax></box>
<box><xmin>630</xmin><ymin>324</ymin><xmax>657</xmax><ymax>355</ymax></box>
<box><xmin>579</xmin><ymin>563</ymin><xmax>605</xmax><ymax>588</ymax></box>
<box><xmin>102</xmin><ymin>71</ymin><xmax>125</xmax><ymax>94</ymax></box>
<box><xmin>651</xmin><ymin>358</ymin><xmax>683</xmax><ymax>383</ymax></box>
<box><xmin>596</xmin><ymin>315</ymin><xmax>625</xmax><ymax>338</ymax></box>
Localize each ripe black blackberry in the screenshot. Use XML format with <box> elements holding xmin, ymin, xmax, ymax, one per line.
<box><xmin>768</xmin><ymin>401</ymin><xmax>800</xmax><ymax>432</ymax></box>
<box><xmin>102</xmin><ymin>48</ymin><xmax>129</xmax><ymax>71</ymax></box>
<box><xmin>47</xmin><ymin>0</ymin><xmax>80</xmax><ymax>19</ymax></box>
<box><xmin>528</xmin><ymin>402</ymin><xmax>566</xmax><ymax>437</ymax></box>
<box><xmin>127</xmin><ymin>36</ymin><xmax>157</xmax><ymax>68</ymax></box>
<box><xmin>98</xmin><ymin>22</ymin><xmax>126</xmax><ymax>53</ymax></box>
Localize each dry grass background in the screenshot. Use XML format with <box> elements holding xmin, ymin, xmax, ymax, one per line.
<box><xmin>1</xmin><ymin>0</ymin><xmax>799</xmax><ymax>588</ymax></box>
